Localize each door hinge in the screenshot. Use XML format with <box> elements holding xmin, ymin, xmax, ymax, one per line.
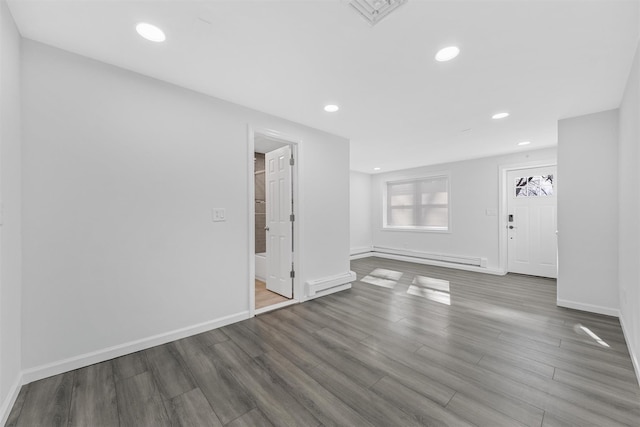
<box><xmin>290</xmin><ymin>213</ymin><xmax>295</xmax><ymax>222</ymax></box>
<box><xmin>290</xmin><ymin>270</ymin><xmax>295</xmax><ymax>278</ymax></box>
<box><xmin>289</xmin><ymin>157</ymin><xmax>295</xmax><ymax>166</ymax></box>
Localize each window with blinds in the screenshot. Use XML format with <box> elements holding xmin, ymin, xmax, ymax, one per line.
<box><xmin>384</xmin><ymin>175</ymin><xmax>449</xmax><ymax>231</ymax></box>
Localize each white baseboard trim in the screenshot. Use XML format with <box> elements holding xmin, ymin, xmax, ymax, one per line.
<box><xmin>350</xmin><ymin>246</ymin><xmax>373</xmax><ymax>256</ymax></box>
<box><xmin>619</xmin><ymin>315</ymin><xmax>640</xmax><ymax>387</ymax></box>
<box><xmin>355</xmin><ymin>250</ymin><xmax>505</xmax><ymax>275</ymax></box>
<box><xmin>556</xmin><ymin>299</ymin><xmax>620</xmax><ymax>318</ymax></box>
<box><xmin>350</xmin><ymin>251</ymin><xmax>373</xmax><ymax>260</ymax></box>
<box><xmin>0</xmin><ymin>373</ymin><xmax>24</xmax><ymax>426</ymax></box>
<box><xmin>21</xmin><ymin>311</ymin><xmax>250</xmax><ymax>385</ymax></box>
<box><xmin>305</xmin><ymin>271</ymin><xmax>356</xmax><ymax>298</ymax></box>
<box><xmin>374</xmin><ymin>246</ymin><xmax>488</xmax><ymax>268</ymax></box>
<box><xmin>254</xmin><ymin>299</ymin><xmax>298</xmax><ymax>315</ymax></box>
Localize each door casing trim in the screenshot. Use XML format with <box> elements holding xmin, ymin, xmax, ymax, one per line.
<box><xmin>498</xmin><ymin>159</ymin><xmax>557</xmax><ymax>275</ymax></box>
<box><xmin>247</xmin><ymin>125</ymin><xmax>302</xmax><ymax>317</ymax></box>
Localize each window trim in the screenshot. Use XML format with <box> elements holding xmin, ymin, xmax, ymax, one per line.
<box><xmin>382</xmin><ymin>173</ymin><xmax>452</xmax><ymax>233</ymax></box>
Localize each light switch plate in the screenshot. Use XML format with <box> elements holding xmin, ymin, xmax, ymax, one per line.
<box><xmin>212</xmin><ymin>208</ymin><xmax>226</xmax><ymax>222</ymax></box>
<box><xmin>485</xmin><ymin>209</ymin><xmax>498</xmax><ymax>216</ymax></box>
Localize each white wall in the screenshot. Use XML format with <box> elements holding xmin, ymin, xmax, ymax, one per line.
<box><xmin>350</xmin><ymin>171</ymin><xmax>372</xmax><ymax>254</ymax></box>
<box><xmin>21</xmin><ymin>41</ymin><xmax>350</xmax><ymax>374</ymax></box>
<box><xmin>369</xmin><ymin>148</ymin><xmax>557</xmax><ymax>272</ymax></box>
<box><xmin>0</xmin><ymin>0</ymin><xmax>22</xmax><ymax>421</ymax></box>
<box><xmin>619</xmin><ymin>39</ymin><xmax>640</xmax><ymax>382</ymax></box>
<box><xmin>557</xmin><ymin>109</ymin><xmax>619</xmax><ymax>316</ymax></box>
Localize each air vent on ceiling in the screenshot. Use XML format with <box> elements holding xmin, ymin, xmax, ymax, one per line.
<box><xmin>348</xmin><ymin>0</ymin><xmax>407</xmax><ymax>26</ymax></box>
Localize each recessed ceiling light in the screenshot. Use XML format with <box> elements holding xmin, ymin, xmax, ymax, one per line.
<box><xmin>518</xmin><ymin>141</ymin><xmax>531</xmax><ymax>146</ymax></box>
<box><xmin>373</xmin><ymin>167</ymin><xmax>381</xmax><ymax>171</ymax></box>
<box><xmin>435</xmin><ymin>46</ymin><xmax>460</xmax><ymax>62</ymax></box>
<box><xmin>492</xmin><ymin>112</ymin><xmax>510</xmax><ymax>119</ymax></box>
<box><xmin>324</xmin><ymin>104</ymin><xmax>340</xmax><ymax>113</ymax></box>
<box><xmin>136</xmin><ymin>22</ymin><xmax>166</xmax><ymax>42</ymax></box>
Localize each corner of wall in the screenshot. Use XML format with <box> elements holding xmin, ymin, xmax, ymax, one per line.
<box><xmin>0</xmin><ymin>372</ymin><xmax>23</xmax><ymax>426</ymax></box>
<box><xmin>0</xmin><ymin>0</ymin><xmax>23</xmax><ymax>422</ymax></box>
<box><xmin>617</xmin><ymin>37</ymin><xmax>640</xmax><ymax>387</ymax></box>
<box><xmin>620</xmin><ymin>315</ymin><xmax>640</xmax><ymax>387</ymax></box>
<box><xmin>557</xmin><ymin>110</ymin><xmax>621</xmax><ymax>313</ymax></box>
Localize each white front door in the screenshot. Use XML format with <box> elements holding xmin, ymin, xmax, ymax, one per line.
<box><xmin>507</xmin><ymin>166</ymin><xmax>557</xmax><ymax>278</ymax></box>
<box><xmin>265</xmin><ymin>145</ymin><xmax>293</xmax><ymax>298</ymax></box>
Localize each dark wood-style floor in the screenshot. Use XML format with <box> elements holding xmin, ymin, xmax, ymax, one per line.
<box><xmin>6</xmin><ymin>257</ymin><xmax>640</xmax><ymax>426</ymax></box>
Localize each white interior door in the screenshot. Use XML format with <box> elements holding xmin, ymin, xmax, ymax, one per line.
<box><xmin>507</xmin><ymin>166</ymin><xmax>557</xmax><ymax>278</ymax></box>
<box><xmin>265</xmin><ymin>145</ymin><xmax>293</xmax><ymax>298</ymax></box>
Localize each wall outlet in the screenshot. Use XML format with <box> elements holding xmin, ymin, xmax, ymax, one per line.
<box><xmin>212</xmin><ymin>208</ymin><xmax>226</xmax><ymax>222</ymax></box>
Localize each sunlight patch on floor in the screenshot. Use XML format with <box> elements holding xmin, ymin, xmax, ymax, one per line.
<box><xmin>407</xmin><ymin>275</ymin><xmax>451</xmax><ymax>305</ymax></box>
<box><xmin>576</xmin><ymin>324</ymin><xmax>610</xmax><ymax>348</ymax></box>
<box><xmin>361</xmin><ymin>268</ymin><xmax>403</xmax><ymax>289</ymax></box>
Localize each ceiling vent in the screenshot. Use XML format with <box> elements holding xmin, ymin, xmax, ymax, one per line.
<box><xmin>348</xmin><ymin>0</ymin><xmax>407</xmax><ymax>26</ymax></box>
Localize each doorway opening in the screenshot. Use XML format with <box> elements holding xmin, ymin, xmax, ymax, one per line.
<box><xmin>499</xmin><ymin>161</ymin><xmax>558</xmax><ymax>278</ymax></box>
<box><xmin>250</xmin><ymin>128</ymin><xmax>300</xmax><ymax>315</ymax></box>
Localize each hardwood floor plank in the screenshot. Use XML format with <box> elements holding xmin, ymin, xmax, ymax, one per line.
<box><xmin>208</xmin><ymin>340</ymin><xmax>321</xmax><ymax>426</ymax></box>
<box><xmin>310</xmin><ymin>297</ymin><xmax>403</xmax><ymax>340</ymax></box>
<box><xmin>553</xmin><ymin>368</ymin><xmax>640</xmax><ymax>408</ymax></box>
<box><xmin>289</xmin><ymin>301</ymin><xmax>371</xmax><ymax>342</ymax></box>
<box><xmin>264</xmin><ymin>314</ymin><xmax>384</xmax><ymax>389</ymax></box>
<box><xmin>254</xmin><ymin>351</ymin><xmax>376</xmax><ymax>427</ymax></box>
<box><xmin>68</xmin><ymin>361</ymin><xmax>118</xmax><ymax>427</ymax></box>
<box><xmin>559</xmin><ymin>337</ymin><xmax>634</xmax><ymax>365</ymax></box>
<box><xmin>370</xmin><ymin>376</ymin><xmax>474</xmax><ymax>427</ymax></box>
<box><xmin>445</xmin><ymin>392</ymin><xmax>528</xmax><ymax>427</ymax></box>
<box><xmin>226</xmin><ymin>408</ymin><xmax>274</xmax><ymax>427</ymax></box>
<box><xmin>175</xmin><ymin>336</ymin><xmax>255</xmax><ymax>425</ymax></box>
<box><xmin>541</xmin><ymin>411</ymin><xmax>583</xmax><ymax>427</ymax></box>
<box><xmin>307</xmin><ymin>362</ymin><xmax>424</xmax><ymax>427</ymax></box>
<box><xmin>552</xmin><ymin>360</ymin><xmax>640</xmax><ymax>394</ymax></box>
<box><xmin>413</xmin><ymin>336</ymin><xmax>635</xmax><ymax>426</ymax></box>
<box><xmin>363</xmin><ymin>331</ymin><xmax>546</xmax><ymax>426</ymax></box>
<box><xmin>310</xmin><ymin>328</ymin><xmax>386</xmax><ymax>388</ymax></box>
<box><xmin>15</xmin><ymin>372</ymin><xmax>74</xmax><ymax>427</ymax></box>
<box><xmin>115</xmin><ymin>371</ymin><xmax>170</xmax><ymax>427</ymax></box>
<box><xmin>479</xmin><ymin>351</ymin><xmax>640</xmax><ymax>426</ymax></box>
<box><xmin>172</xmin><ymin>334</ymin><xmax>219</xmax><ymax>374</ymax></box>
<box><xmin>190</xmin><ymin>363</ymin><xmax>255</xmax><ymax>425</ymax></box>
<box><xmin>266</xmin><ymin>308</ymin><xmax>320</xmax><ymax>335</ymax></box>
<box><xmin>145</xmin><ymin>342</ymin><xmax>196</xmax><ymax>400</ymax></box>
<box><xmin>192</xmin><ymin>327</ymin><xmax>229</xmax><ymax>347</ymax></box>
<box><xmin>221</xmin><ymin>322</ymin><xmax>268</xmax><ymax>358</ymax></box>
<box><xmin>357</xmin><ymin>328</ymin><xmax>423</xmax><ymax>354</ymax></box>
<box><xmin>315</xmin><ymin>327</ymin><xmax>456</xmax><ymax>405</ymax></box>
<box><xmin>112</xmin><ymin>350</ymin><xmax>148</xmax><ymax>381</ymax></box>
<box><xmin>249</xmin><ymin>317</ymin><xmax>324</xmax><ymax>370</ymax></box>
<box><xmin>165</xmin><ymin>388</ymin><xmax>223</xmax><ymax>427</ymax></box>
<box><xmin>477</xmin><ymin>353</ymin><xmax>555</xmax><ymax>379</ymax></box>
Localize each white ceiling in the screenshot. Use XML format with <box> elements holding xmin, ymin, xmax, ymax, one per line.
<box><xmin>8</xmin><ymin>0</ymin><xmax>640</xmax><ymax>173</ymax></box>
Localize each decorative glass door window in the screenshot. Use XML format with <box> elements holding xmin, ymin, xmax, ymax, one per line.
<box><xmin>515</xmin><ymin>175</ymin><xmax>554</xmax><ymax>197</ymax></box>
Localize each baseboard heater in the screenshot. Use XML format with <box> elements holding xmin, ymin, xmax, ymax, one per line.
<box><xmin>372</xmin><ymin>246</ymin><xmax>487</xmax><ymax>268</ymax></box>
<box><xmin>306</xmin><ymin>271</ymin><xmax>357</xmax><ymax>297</ymax></box>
